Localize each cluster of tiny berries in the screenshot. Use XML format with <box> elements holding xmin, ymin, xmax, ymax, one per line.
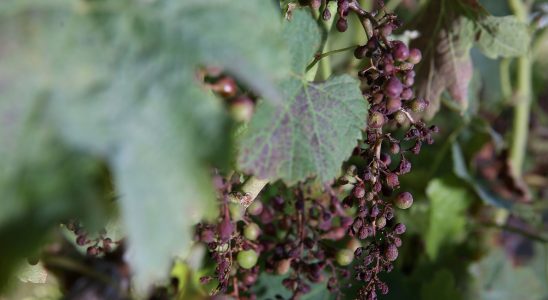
<box><xmin>65</xmin><ymin>220</ymin><xmax>116</xmax><ymax>257</ymax></box>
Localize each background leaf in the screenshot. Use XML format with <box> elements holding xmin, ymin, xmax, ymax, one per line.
<box><xmin>0</xmin><ymin>0</ymin><xmax>291</xmax><ymax>290</ymax></box>
<box><xmin>411</xmin><ymin>0</ymin><xmax>476</xmax><ymax>118</ymax></box>
<box><xmin>420</xmin><ymin>269</ymin><xmax>462</xmax><ymax>300</ymax></box>
<box><xmin>238</xmin><ymin>10</ymin><xmax>367</xmax><ymax>184</ymax></box>
<box><xmin>467</xmin><ymin>249</ymin><xmax>548</xmax><ymax>300</ymax></box>
<box><xmin>475</xmin><ymin>16</ymin><xmax>531</xmax><ymax>59</ymax></box>
<box><xmin>411</xmin><ymin>0</ymin><xmax>530</xmax><ymax>118</ymax></box>
<box><xmin>425</xmin><ymin>177</ymin><xmax>473</xmax><ymax>259</ymax></box>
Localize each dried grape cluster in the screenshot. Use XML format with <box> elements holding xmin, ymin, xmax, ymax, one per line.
<box><xmin>195</xmin><ymin>1</ymin><xmax>435</xmax><ymax>299</ymax></box>
<box><xmin>326</xmin><ymin>0</ymin><xmax>437</xmax><ymax>299</ymax></box>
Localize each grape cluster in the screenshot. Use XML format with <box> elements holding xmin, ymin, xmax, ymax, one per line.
<box><xmin>203</xmin><ymin>67</ymin><xmax>255</xmax><ymax>123</ymax></box>
<box><xmin>196</xmin><ymin>1</ymin><xmax>436</xmax><ymax>299</ymax></box>
<box><xmin>257</xmin><ymin>191</ymin><xmax>356</xmax><ymax>299</ymax></box>
<box><xmin>198</xmin><ymin>172</ymin><xmax>363</xmax><ymax>299</ymax></box>
<box><xmin>64</xmin><ymin>220</ymin><xmax>117</xmax><ymax>257</ymax></box>
<box><xmin>196</xmin><ymin>173</ymin><xmax>262</xmax><ymax>298</ymax></box>
<box><xmin>318</xmin><ymin>0</ymin><xmax>437</xmax><ymax>299</ymax></box>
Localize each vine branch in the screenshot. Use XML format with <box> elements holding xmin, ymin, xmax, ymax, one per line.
<box><xmin>508</xmin><ymin>0</ymin><xmax>532</xmax><ymax>177</ymax></box>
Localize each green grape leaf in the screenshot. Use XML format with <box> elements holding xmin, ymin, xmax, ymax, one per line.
<box><xmin>238</xmin><ymin>10</ymin><xmax>367</xmax><ymax>184</ymax></box>
<box><xmin>411</xmin><ymin>0</ymin><xmax>477</xmax><ymax>118</ymax></box>
<box><xmin>420</xmin><ymin>269</ymin><xmax>463</xmax><ymax>300</ymax></box>
<box><xmin>475</xmin><ymin>16</ymin><xmax>531</xmax><ymax>59</ymax></box>
<box><xmin>425</xmin><ymin>177</ymin><xmax>473</xmax><ymax>259</ymax></box>
<box><xmin>1</xmin><ymin>0</ymin><xmax>291</xmax><ymax>290</ymax></box>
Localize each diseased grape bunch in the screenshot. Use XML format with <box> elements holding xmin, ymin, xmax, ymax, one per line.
<box><xmin>195</xmin><ymin>1</ymin><xmax>436</xmax><ymax>299</ymax></box>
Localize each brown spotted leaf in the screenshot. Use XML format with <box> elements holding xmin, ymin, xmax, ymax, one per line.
<box><xmin>238</xmin><ymin>10</ymin><xmax>367</xmax><ymax>184</ymax></box>
<box><xmin>411</xmin><ymin>0</ymin><xmax>530</xmax><ymax>119</ymax></box>
<box><xmin>410</xmin><ymin>0</ymin><xmax>476</xmax><ymax>118</ymax></box>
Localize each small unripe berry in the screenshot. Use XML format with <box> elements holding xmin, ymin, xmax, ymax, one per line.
<box><xmin>409</xmin><ymin>99</ymin><xmax>428</xmax><ymax>113</ymax></box>
<box><xmin>398</xmin><ymin>159</ymin><xmax>412</xmax><ymax>174</ymax></box>
<box><xmin>393</xmin><ymin>237</ymin><xmax>403</xmax><ymax>247</ymax></box>
<box><xmin>230</xmin><ymin>96</ymin><xmax>254</xmax><ymax>122</ymax></box>
<box><xmin>408</xmin><ymin>48</ymin><xmax>422</xmax><ymax>64</ymax></box>
<box><xmin>247</xmin><ymin>200</ymin><xmax>263</xmax><ymax>216</ymax></box>
<box><xmin>379</xmin><ymin>25</ymin><xmax>393</xmax><ymax>37</ymax></box>
<box><xmin>346</xmin><ymin>238</ymin><xmax>362</xmax><ymax>252</ymax></box>
<box><xmin>390</xmin><ymin>142</ymin><xmax>401</xmax><ymax>154</ymax></box>
<box><xmin>395</xmin><ymin>192</ymin><xmax>413</xmax><ymax>209</ymax></box>
<box><xmin>386</xmin><ymin>173</ymin><xmax>399</xmax><ymax>189</ymax></box>
<box><xmin>384</xmin><ymin>244</ymin><xmax>399</xmax><ymax>261</ymax></box>
<box><xmin>393</xmin><ymin>110</ymin><xmax>407</xmax><ymax>124</ymax></box>
<box><xmin>404</xmin><ymin>75</ymin><xmax>415</xmax><ymax>86</ymax></box>
<box><xmin>383</xmin><ymin>77</ymin><xmax>403</xmax><ymax>98</ymax></box>
<box><xmin>335</xmin><ymin>249</ymin><xmax>354</xmax><ymax>266</ymax></box>
<box><xmin>401</xmin><ymin>88</ymin><xmax>413</xmax><ymax>100</ymax></box>
<box><xmin>243</xmin><ymin>223</ymin><xmax>260</xmax><ymax>240</ymax></box>
<box><xmin>336</xmin><ymin>17</ymin><xmax>348</xmax><ymax>32</ymax></box>
<box><xmin>376</xmin><ymin>216</ymin><xmax>387</xmax><ymax>229</ymax></box>
<box><xmin>371</xmin><ymin>93</ymin><xmax>384</xmax><ymax>104</ymax></box>
<box><xmin>237</xmin><ymin>249</ymin><xmax>259</xmax><ymax>269</ymax></box>
<box><xmin>229</xmin><ymin>203</ymin><xmax>245</xmax><ymax>221</ymax></box>
<box><xmin>369</xmin><ymin>111</ymin><xmax>385</xmax><ymax>128</ymax></box>
<box><xmin>353</xmin><ymin>185</ymin><xmax>366</xmax><ymax>199</ymax></box>
<box><xmin>275</xmin><ymin>258</ymin><xmax>291</xmax><ymax>275</ymax></box>
<box><xmin>394</xmin><ymin>223</ymin><xmax>406</xmax><ymax>234</ymax></box>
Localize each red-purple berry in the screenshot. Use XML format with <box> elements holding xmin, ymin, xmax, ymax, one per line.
<box><xmin>384</xmin><ymin>244</ymin><xmax>399</xmax><ymax>261</ymax></box>
<box><xmin>383</xmin><ymin>77</ymin><xmax>403</xmax><ymax>98</ymax></box>
<box><xmin>386</xmin><ymin>97</ymin><xmax>402</xmax><ymax>114</ymax></box>
<box><xmin>386</xmin><ymin>173</ymin><xmax>399</xmax><ymax>189</ymax></box>
<box><xmin>394</xmin><ymin>223</ymin><xmax>406</xmax><ymax>234</ymax></box>
<box><xmin>392</xmin><ymin>41</ymin><xmax>409</xmax><ymax>61</ymax></box>
<box><xmin>336</xmin><ymin>17</ymin><xmax>348</xmax><ymax>32</ymax></box>
<box><xmin>408</xmin><ymin>48</ymin><xmax>422</xmax><ymax>64</ymax></box>
<box><xmin>395</xmin><ymin>192</ymin><xmax>413</xmax><ymax>209</ymax></box>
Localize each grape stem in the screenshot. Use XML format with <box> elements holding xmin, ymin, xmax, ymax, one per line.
<box><xmin>230</xmin><ymin>176</ymin><xmax>269</xmax><ymax>208</ymax></box>
<box><xmin>306</xmin><ymin>45</ymin><xmax>358</xmax><ymax>73</ymax></box>
<box><xmin>400</xmin><ymin>109</ymin><xmax>416</xmax><ymax>124</ymax></box>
